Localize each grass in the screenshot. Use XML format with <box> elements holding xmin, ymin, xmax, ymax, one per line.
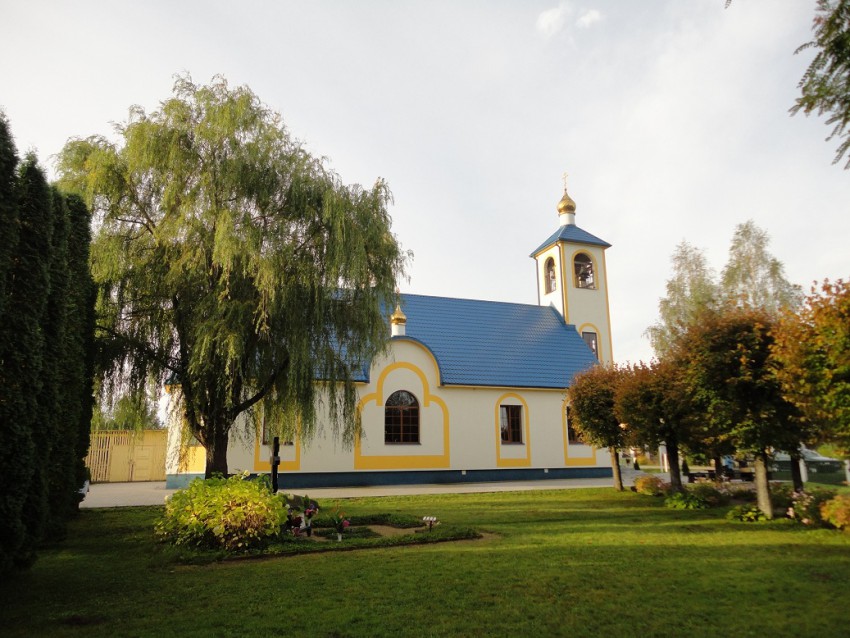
<box><xmin>2</xmin><ymin>488</ymin><xmax>849</xmax><ymax>637</ymax></box>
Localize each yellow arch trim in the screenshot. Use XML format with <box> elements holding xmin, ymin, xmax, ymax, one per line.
<box><xmin>577</xmin><ymin>322</ymin><xmax>601</xmax><ymax>336</ymax></box>
<box><xmin>576</xmin><ymin>322</ymin><xmax>602</xmax><ymax>362</ymax></box>
<box><xmin>388</xmin><ymin>336</ymin><xmax>445</xmax><ymax>385</ymax></box>
<box><xmin>561</xmin><ymin>396</ymin><xmax>598</xmax><ymax>466</ymax></box>
<box><xmin>355</xmin><ymin>361</ymin><xmax>450</xmax><ymax>470</ymax></box>
<box><xmin>494</xmin><ymin>392</ymin><xmax>531</xmax><ymax>468</ymax></box>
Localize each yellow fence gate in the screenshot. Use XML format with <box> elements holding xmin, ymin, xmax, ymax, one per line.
<box><xmin>86</xmin><ymin>430</ymin><xmax>167</xmax><ymax>482</ymax></box>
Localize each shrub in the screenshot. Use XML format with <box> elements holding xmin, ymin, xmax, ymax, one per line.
<box><xmin>156</xmin><ymin>474</ymin><xmax>284</xmax><ymax>551</ymax></box>
<box><xmin>665</xmin><ymin>491</ymin><xmax>710</xmax><ymax>510</ymax></box>
<box><xmin>687</xmin><ymin>482</ymin><xmax>730</xmax><ymax>507</ymax></box>
<box><xmin>634</xmin><ymin>475</ymin><xmax>668</xmax><ymax>496</ymax></box>
<box><xmin>820</xmin><ymin>494</ymin><xmax>850</xmax><ymax>531</ymax></box>
<box><xmin>770</xmin><ymin>482</ymin><xmax>795</xmax><ymax>511</ymax></box>
<box><xmin>727</xmin><ymin>504</ymin><xmax>767</xmax><ymax>522</ymax></box>
<box><xmin>314</xmin><ymin>526</ymin><xmax>380</xmax><ymax>539</ymax></box>
<box><xmin>787</xmin><ymin>487</ymin><xmax>838</xmax><ymax>527</ymax></box>
<box><xmin>727</xmin><ymin>485</ymin><xmax>757</xmax><ymax>502</ymax></box>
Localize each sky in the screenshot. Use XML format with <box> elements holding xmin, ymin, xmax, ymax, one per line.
<box><xmin>2</xmin><ymin>0</ymin><xmax>849</xmax><ymax>365</ymax></box>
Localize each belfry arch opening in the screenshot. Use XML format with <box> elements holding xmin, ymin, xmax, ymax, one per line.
<box><xmin>573</xmin><ymin>253</ymin><xmax>595</xmax><ymax>289</ymax></box>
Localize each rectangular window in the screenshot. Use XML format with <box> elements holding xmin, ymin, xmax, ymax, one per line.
<box><xmin>566</xmin><ymin>405</ymin><xmax>584</xmax><ymax>444</ymax></box>
<box><xmin>582</xmin><ymin>331</ymin><xmax>598</xmax><ymax>360</ymax></box>
<box><xmin>500</xmin><ymin>405</ymin><xmax>523</xmax><ymax>444</ymax></box>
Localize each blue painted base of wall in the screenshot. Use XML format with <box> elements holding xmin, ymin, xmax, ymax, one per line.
<box><xmin>166</xmin><ymin>467</ymin><xmax>612</xmax><ymax>490</ymax></box>
<box><xmin>166</xmin><ymin>473</ymin><xmax>204</xmax><ymax>489</ymax></box>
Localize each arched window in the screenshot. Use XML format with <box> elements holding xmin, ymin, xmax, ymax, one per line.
<box><xmin>574</xmin><ymin>253</ymin><xmax>595</xmax><ymax>289</ymax></box>
<box><xmin>544</xmin><ymin>257</ymin><xmax>557</xmax><ymax>294</ymax></box>
<box><xmin>582</xmin><ymin>331</ymin><xmax>599</xmax><ymax>360</ymax></box>
<box><xmin>385</xmin><ymin>390</ymin><xmax>420</xmax><ymax>443</ymax></box>
<box><xmin>499</xmin><ymin>404</ymin><xmax>523</xmax><ymax>444</ymax></box>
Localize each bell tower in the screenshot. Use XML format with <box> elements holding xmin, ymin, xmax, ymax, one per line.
<box><xmin>530</xmin><ymin>179</ymin><xmax>614</xmax><ymax>364</ymax></box>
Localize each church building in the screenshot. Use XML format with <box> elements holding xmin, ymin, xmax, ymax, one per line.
<box><xmin>165</xmin><ymin>186</ymin><xmax>615</xmax><ymax>488</ymax></box>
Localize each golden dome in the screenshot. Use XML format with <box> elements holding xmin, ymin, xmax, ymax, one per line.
<box><xmin>557</xmin><ymin>189</ymin><xmax>576</xmax><ymax>215</ymax></box>
<box><xmin>390</xmin><ymin>304</ymin><xmax>407</xmax><ymax>325</ymax></box>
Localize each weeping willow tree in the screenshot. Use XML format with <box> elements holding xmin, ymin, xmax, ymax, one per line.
<box><xmin>58</xmin><ymin>75</ymin><xmax>407</xmax><ymax>477</ymax></box>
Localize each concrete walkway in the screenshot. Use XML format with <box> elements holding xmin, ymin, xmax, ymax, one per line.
<box><xmin>80</xmin><ymin>472</ymin><xmax>643</xmax><ymax>508</ymax></box>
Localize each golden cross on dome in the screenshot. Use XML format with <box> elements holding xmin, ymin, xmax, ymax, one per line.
<box><xmin>562</xmin><ymin>171</ymin><xmax>569</xmax><ymax>191</ymax></box>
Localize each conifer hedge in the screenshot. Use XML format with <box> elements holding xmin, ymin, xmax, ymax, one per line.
<box><xmin>0</xmin><ymin>114</ymin><xmax>95</xmax><ymax>572</ymax></box>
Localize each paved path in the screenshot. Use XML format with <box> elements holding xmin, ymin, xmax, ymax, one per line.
<box><xmin>81</xmin><ymin>471</ymin><xmax>644</xmax><ymax>508</ymax></box>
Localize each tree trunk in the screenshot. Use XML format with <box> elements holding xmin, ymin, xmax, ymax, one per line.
<box><xmin>789</xmin><ymin>451</ymin><xmax>804</xmax><ymax>492</ymax></box>
<box><xmin>754</xmin><ymin>451</ymin><xmax>773</xmax><ymax>520</ymax></box>
<box><xmin>713</xmin><ymin>455</ymin><xmax>723</xmax><ymax>478</ymax></box>
<box><xmin>204</xmin><ymin>425</ymin><xmax>230</xmax><ymax>478</ymax></box>
<box><xmin>609</xmin><ymin>447</ymin><xmax>624</xmax><ymax>492</ymax></box>
<box><xmin>667</xmin><ymin>440</ymin><xmax>684</xmax><ymax>493</ymax></box>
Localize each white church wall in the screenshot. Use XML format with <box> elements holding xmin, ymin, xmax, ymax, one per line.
<box><xmin>165</xmin><ymin>331</ymin><xmax>609</xmax><ymax>487</ymax></box>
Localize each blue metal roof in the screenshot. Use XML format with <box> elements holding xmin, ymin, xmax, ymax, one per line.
<box><xmin>369</xmin><ymin>294</ymin><xmax>598</xmax><ymax>389</ymax></box>
<box><xmin>530</xmin><ymin>224</ymin><xmax>611</xmax><ymax>256</ymax></box>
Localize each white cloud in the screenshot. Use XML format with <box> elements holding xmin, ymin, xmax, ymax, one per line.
<box><xmin>576</xmin><ymin>9</ymin><xmax>602</xmax><ymax>29</ymax></box>
<box><xmin>536</xmin><ymin>3</ymin><xmax>571</xmax><ymax>39</ymax></box>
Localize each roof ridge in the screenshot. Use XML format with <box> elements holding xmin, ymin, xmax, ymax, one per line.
<box><xmin>400</xmin><ymin>292</ymin><xmax>545</xmax><ymax>310</ymax></box>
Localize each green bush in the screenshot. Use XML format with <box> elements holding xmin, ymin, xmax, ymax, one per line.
<box><xmin>727</xmin><ymin>485</ymin><xmax>757</xmax><ymax>502</ymax></box>
<box><xmin>686</xmin><ymin>482</ymin><xmax>730</xmax><ymax>507</ymax></box>
<box><xmin>314</xmin><ymin>526</ymin><xmax>380</xmax><ymax>539</ymax></box>
<box><xmin>819</xmin><ymin>494</ymin><xmax>850</xmax><ymax>531</ymax></box>
<box><xmin>311</xmin><ymin>512</ymin><xmax>423</xmax><ymax>529</ymax></box>
<box><xmin>665</xmin><ymin>491</ymin><xmax>710</xmax><ymax>510</ymax></box>
<box><xmin>727</xmin><ymin>504</ymin><xmax>767</xmax><ymax>522</ymax></box>
<box><xmin>346</xmin><ymin>513</ymin><xmax>424</xmax><ymax>528</ymax></box>
<box><xmin>770</xmin><ymin>482</ymin><xmax>795</xmax><ymax>511</ymax></box>
<box><xmin>787</xmin><ymin>487</ymin><xmax>837</xmax><ymax>527</ymax></box>
<box><xmin>634</xmin><ymin>475</ymin><xmax>668</xmax><ymax>496</ymax></box>
<box><xmin>156</xmin><ymin>474</ymin><xmax>284</xmax><ymax>551</ymax></box>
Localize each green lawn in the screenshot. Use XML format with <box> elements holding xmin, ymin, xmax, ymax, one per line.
<box><xmin>2</xmin><ymin>488</ymin><xmax>849</xmax><ymax>638</ymax></box>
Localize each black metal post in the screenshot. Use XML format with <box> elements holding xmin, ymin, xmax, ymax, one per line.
<box><xmin>271</xmin><ymin>436</ymin><xmax>280</xmax><ymax>493</ymax></box>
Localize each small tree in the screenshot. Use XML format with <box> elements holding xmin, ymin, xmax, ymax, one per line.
<box><xmin>615</xmin><ymin>359</ymin><xmax>695</xmax><ymax>493</ymax></box>
<box><xmin>568</xmin><ymin>364</ymin><xmax>629</xmax><ymax>491</ymax></box>
<box><xmin>772</xmin><ymin>279</ymin><xmax>850</xmax><ymax>458</ymax></box>
<box><xmin>680</xmin><ymin>307</ymin><xmax>808</xmax><ymax>518</ymax></box>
